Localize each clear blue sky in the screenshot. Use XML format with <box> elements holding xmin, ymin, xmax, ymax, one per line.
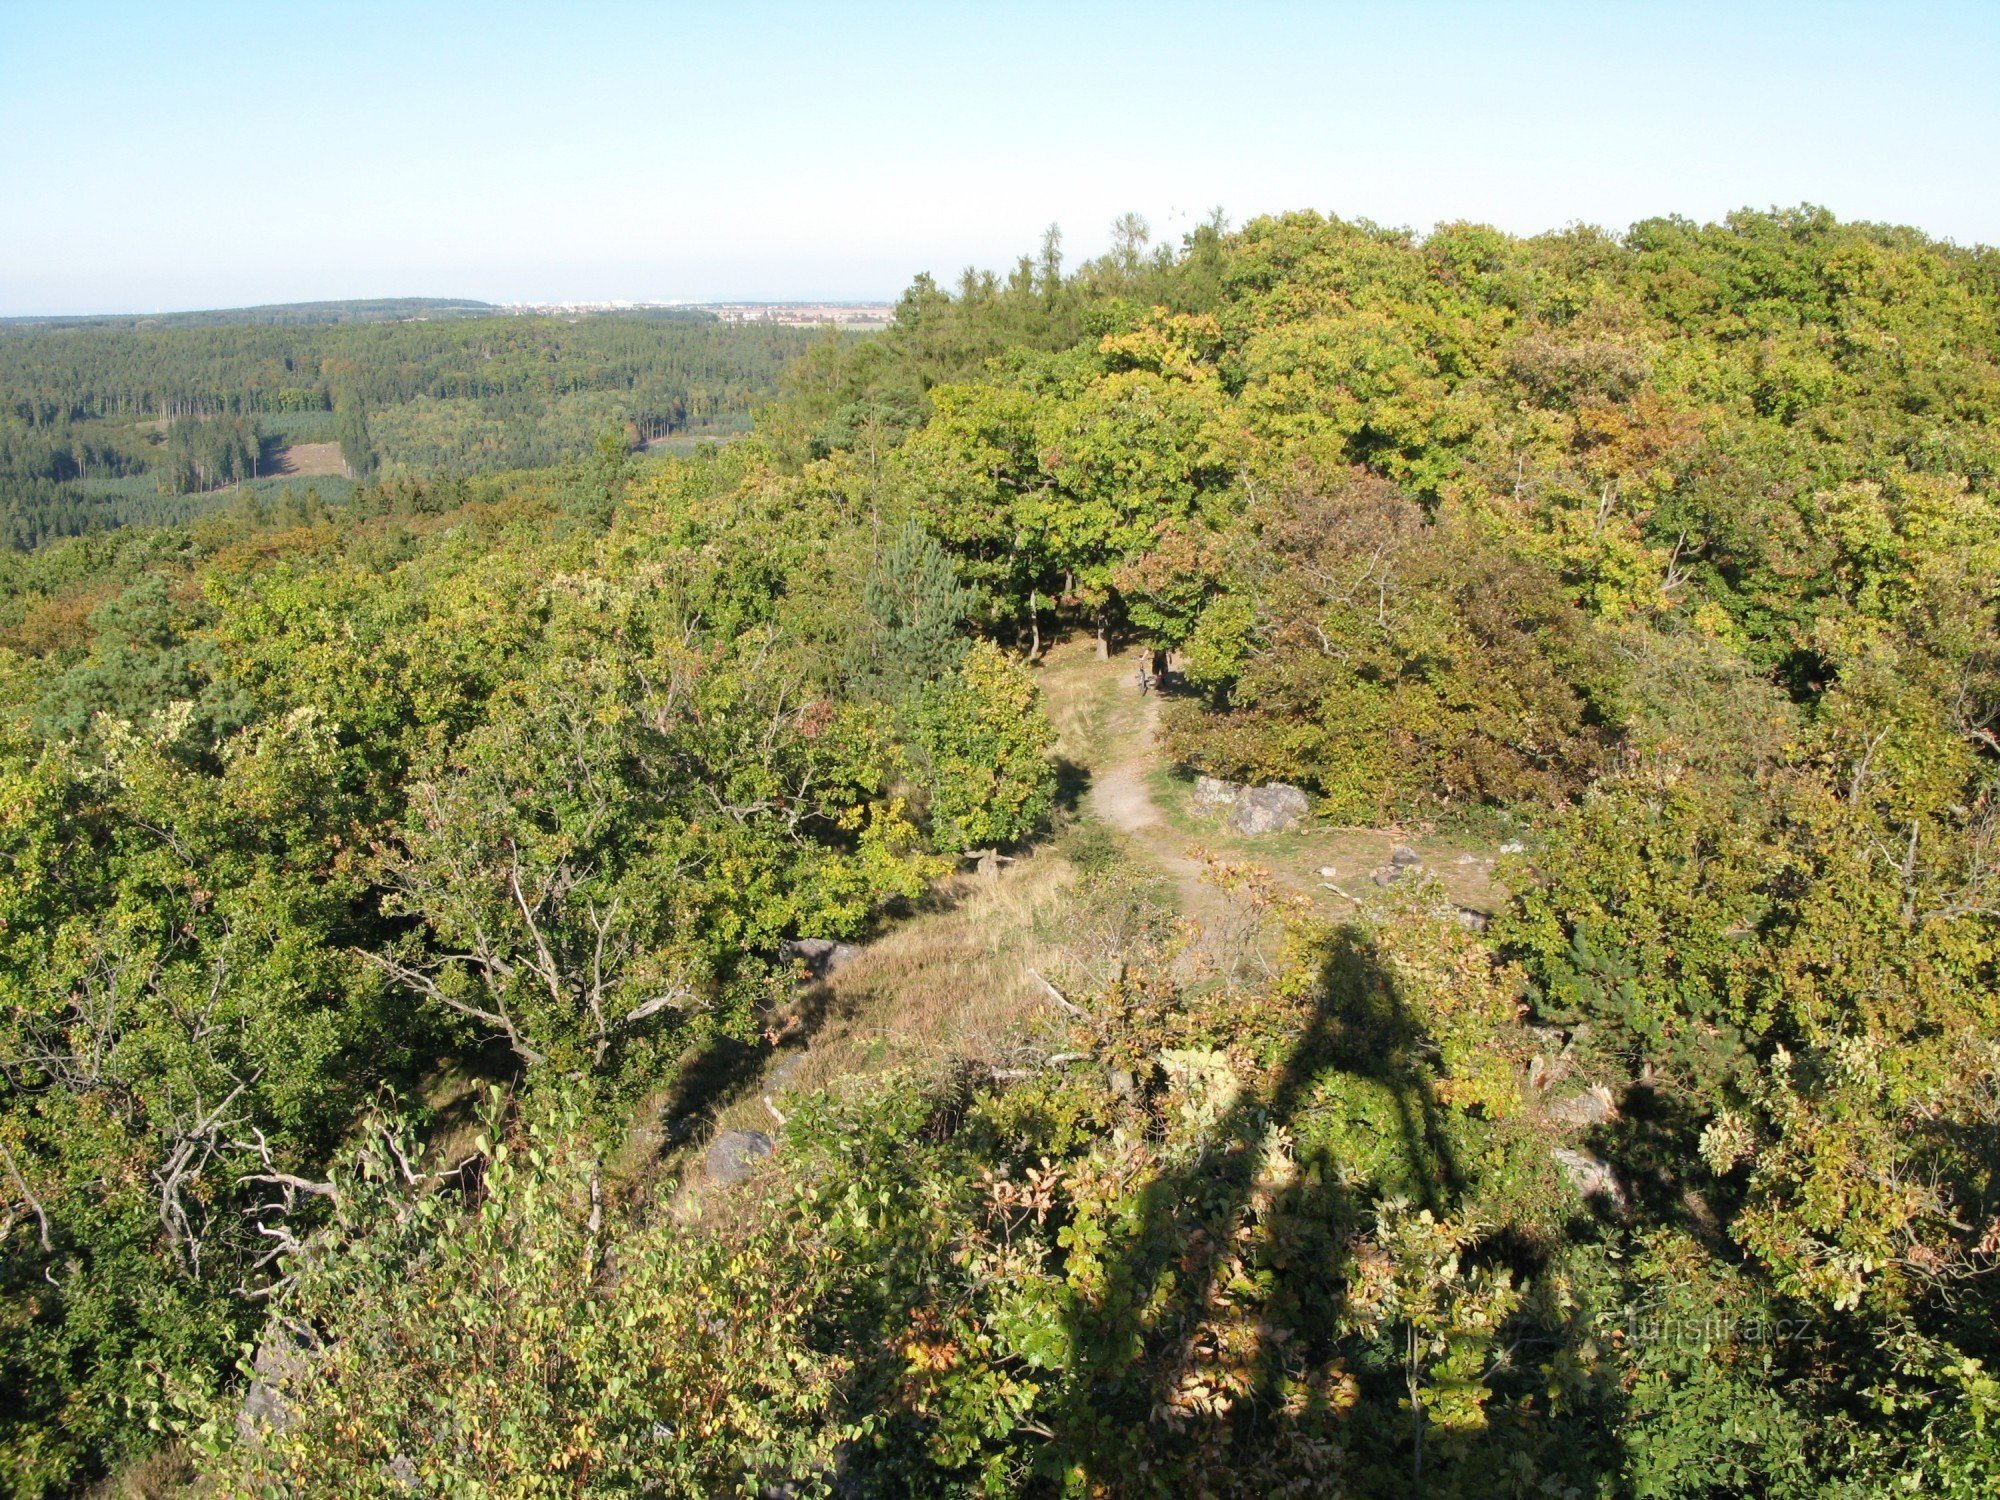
<box><xmin>2</xmin><ymin>1</ymin><xmax>1995</xmax><ymax>315</ymax></box>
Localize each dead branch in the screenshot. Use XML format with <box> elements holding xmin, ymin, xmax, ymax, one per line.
<box><xmin>1026</xmin><ymin>968</ymin><xmax>1087</xmax><ymax>1019</ymax></box>
<box><xmin>358</xmin><ymin>948</ymin><xmax>547</xmax><ymax>1066</ymax></box>
<box><xmin>1</xmin><ymin>1142</ymin><xmax>52</xmax><ymax>1253</ymax></box>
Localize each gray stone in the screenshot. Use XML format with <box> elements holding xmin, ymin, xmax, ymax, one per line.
<box><xmin>705</xmin><ymin>1128</ymin><xmax>774</xmax><ymax>1185</ymax></box>
<box><xmin>1552</xmin><ymin>1147</ymin><xmax>1626</xmax><ymax>1208</ymax></box>
<box><xmin>1371</xmin><ymin>865</ymin><xmax>1403</xmax><ymax>887</ymax></box>
<box><xmin>1192</xmin><ymin>775</ymin><xmax>1241</xmax><ymax>811</ymax></box>
<box><xmin>1227</xmin><ymin>783</ymin><xmax>1309</xmax><ymax>836</ymax></box>
<box><xmin>1499</xmin><ymin>840</ymin><xmax>1525</xmax><ymax>855</ymax></box>
<box><xmin>237</xmin><ymin>1318</ymin><xmax>317</xmax><ymax>1444</ymax></box>
<box><xmin>779</xmin><ymin>937</ymin><xmax>860</xmax><ymax>982</ymax></box>
<box><xmin>1107</xmin><ymin>1067</ymin><xmax>1136</xmax><ymax>1100</ymax></box>
<box><xmin>1390</xmin><ymin>844</ymin><xmax>1422</xmax><ymax>867</ymax></box>
<box><xmin>1548</xmin><ymin>1084</ymin><xmax>1618</xmax><ymax>1127</ymax></box>
<box><xmin>766</xmin><ymin>1051</ymin><xmax>806</xmax><ymax>1092</ymax></box>
<box><xmin>1454</xmin><ymin>907</ymin><xmax>1491</xmax><ymax>932</ymax></box>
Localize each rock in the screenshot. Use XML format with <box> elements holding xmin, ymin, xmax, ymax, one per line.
<box><xmin>1107</xmin><ymin>1067</ymin><xmax>1136</xmax><ymax>1100</ymax></box>
<box><xmin>1454</xmin><ymin>852</ymin><xmax>1478</xmax><ymax>866</ymax></box>
<box><xmin>1227</xmin><ymin>783</ymin><xmax>1309</xmax><ymax>835</ymax></box>
<box><xmin>779</xmin><ymin>937</ymin><xmax>860</xmax><ymax>982</ymax></box>
<box><xmin>237</xmin><ymin>1318</ymin><xmax>317</xmax><ymax>1443</ymax></box>
<box><xmin>1390</xmin><ymin>844</ymin><xmax>1422</xmax><ymax>867</ymax></box>
<box><xmin>1192</xmin><ymin>775</ymin><xmax>1241</xmax><ymax>811</ymax></box>
<box><xmin>766</xmin><ymin>1051</ymin><xmax>806</xmax><ymax>1092</ymax></box>
<box><xmin>705</xmin><ymin>1129</ymin><xmax>774</xmax><ymax>1185</ymax></box>
<box><xmin>1454</xmin><ymin>907</ymin><xmax>1490</xmax><ymax>932</ymax></box>
<box><xmin>1499</xmin><ymin>840</ymin><xmax>1525</xmax><ymax>855</ymax></box>
<box><xmin>1371</xmin><ymin>865</ymin><xmax>1402</xmax><ymax>887</ymax></box>
<box><xmin>1552</xmin><ymin>1147</ymin><xmax>1626</xmax><ymax>1208</ymax></box>
<box><xmin>1316</xmin><ymin>864</ymin><xmax>1339</xmax><ymax>879</ymax></box>
<box><xmin>1548</xmin><ymin>1084</ymin><xmax>1619</xmax><ymax>1127</ymax></box>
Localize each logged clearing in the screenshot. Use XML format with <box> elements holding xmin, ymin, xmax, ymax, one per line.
<box><xmin>266</xmin><ymin>441</ymin><xmax>347</xmax><ymax>477</ymax></box>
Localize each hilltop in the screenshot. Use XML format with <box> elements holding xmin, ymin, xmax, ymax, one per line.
<box><xmin>3</xmin><ymin>205</ymin><xmax>1999</xmax><ymax>1497</ymax></box>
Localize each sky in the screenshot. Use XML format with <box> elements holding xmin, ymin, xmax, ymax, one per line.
<box><xmin>2</xmin><ymin>1</ymin><xmax>1996</xmax><ymax>315</ymax></box>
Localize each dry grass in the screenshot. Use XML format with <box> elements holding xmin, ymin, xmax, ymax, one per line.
<box><xmin>1141</xmin><ymin>763</ymin><xmax>1511</xmax><ymax>915</ymax></box>
<box><xmin>712</xmin><ymin>855</ymin><xmax>1080</xmax><ymax>1136</ymax></box>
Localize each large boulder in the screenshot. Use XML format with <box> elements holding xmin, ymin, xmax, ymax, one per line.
<box><xmin>1227</xmin><ymin>783</ymin><xmax>1309</xmax><ymax>836</ymax></box>
<box><xmin>705</xmin><ymin>1129</ymin><xmax>774</xmax><ymax>1185</ymax></box>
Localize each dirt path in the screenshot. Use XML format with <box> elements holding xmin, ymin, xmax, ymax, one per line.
<box><xmin>1084</xmin><ymin>677</ymin><xmax>1160</xmax><ymax>835</ymax></box>
<box><xmin>1081</xmin><ymin>671</ymin><xmax>1222</xmax><ymax>915</ymax></box>
<box><xmin>666</xmin><ymin>636</ymin><xmax>1510</xmax><ymax>1204</ymax></box>
<box><xmin>1052</xmin><ymin>641</ymin><xmax>1505</xmax><ymax>918</ymax></box>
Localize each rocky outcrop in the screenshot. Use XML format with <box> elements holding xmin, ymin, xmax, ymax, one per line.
<box><xmin>1547</xmin><ymin>1083</ymin><xmax>1619</xmax><ymax>1128</ymax></box>
<box><xmin>237</xmin><ymin>1318</ymin><xmax>318</xmax><ymax>1443</ymax></box>
<box><xmin>1190</xmin><ymin>775</ymin><xmax>1310</xmax><ymax>834</ymax></box>
<box><xmin>1191</xmin><ymin>776</ymin><xmax>1239</xmax><ymax>811</ymax></box>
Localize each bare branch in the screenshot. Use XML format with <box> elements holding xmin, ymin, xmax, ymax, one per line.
<box><xmin>358</xmin><ymin>948</ymin><xmax>546</xmax><ymax>1066</ymax></box>
<box><xmin>1</xmin><ymin>1142</ymin><xmax>53</xmax><ymax>1253</ymax></box>
<box><xmin>1027</xmin><ymin>967</ymin><xmax>1087</xmax><ymax>1019</ymax></box>
<box><xmin>622</xmin><ymin>983</ymin><xmax>691</xmax><ymax>1027</ymax></box>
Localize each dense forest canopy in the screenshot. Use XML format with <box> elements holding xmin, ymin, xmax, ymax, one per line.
<box><xmin>3</xmin><ymin>205</ymin><xmax>1999</xmax><ymax>1497</ymax></box>
<box><xmin>0</xmin><ymin>310</ymin><xmax>820</xmax><ymax>550</ymax></box>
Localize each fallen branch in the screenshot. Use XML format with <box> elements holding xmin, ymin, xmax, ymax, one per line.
<box><xmin>1026</xmin><ymin>968</ymin><xmax>1087</xmax><ymax>1019</ymax></box>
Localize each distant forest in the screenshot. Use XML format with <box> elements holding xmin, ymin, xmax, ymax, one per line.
<box><xmin>0</xmin><ymin>297</ymin><xmax>502</xmax><ymax>331</ymax></box>
<box><xmin>0</xmin><ymin>306</ymin><xmax>823</xmax><ymax>548</ymax></box>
